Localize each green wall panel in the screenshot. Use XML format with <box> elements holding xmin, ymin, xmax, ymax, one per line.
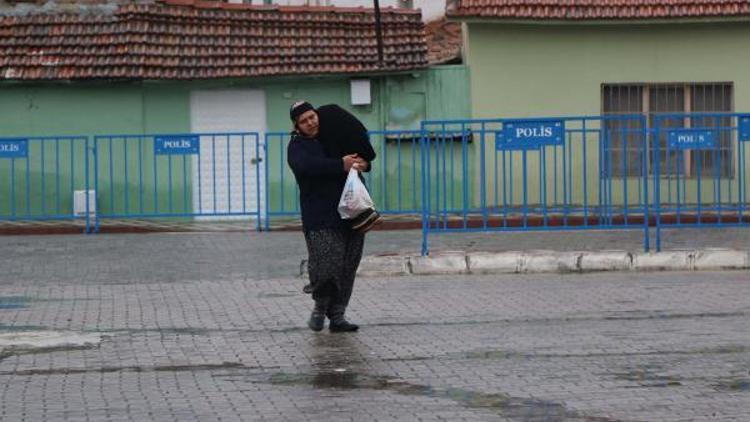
<box><xmin>1</xmin><ymin>69</ymin><xmax>471</xmax><ymax>221</ymax></box>
<box><xmin>0</xmin><ymin>83</ymin><xmax>192</xmax><ymax>219</ymax></box>
<box><xmin>464</xmin><ymin>22</ymin><xmax>750</xmax><ymax>208</ymax></box>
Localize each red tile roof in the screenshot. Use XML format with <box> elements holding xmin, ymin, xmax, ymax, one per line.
<box><xmin>425</xmin><ymin>18</ymin><xmax>462</xmax><ymax>64</ymax></box>
<box><xmin>0</xmin><ymin>0</ymin><xmax>428</xmax><ymax>81</ymax></box>
<box><xmin>448</xmin><ymin>0</ymin><xmax>750</xmax><ymax>20</ymax></box>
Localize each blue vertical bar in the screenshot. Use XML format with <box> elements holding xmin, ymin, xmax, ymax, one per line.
<box><xmin>197</xmin><ymin>137</ymin><xmax>202</xmax><ymax>215</ymax></box>
<box><xmin>25</xmin><ymin>142</ymin><xmax>30</xmax><ymax>217</ymax></box>
<box><xmin>441</xmin><ymin>127</ymin><xmax>448</xmax><ymax>228</ymax></box>
<box><xmin>583</xmin><ymin>120</ymin><xmax>589</xmax><ymax>226</ymax></box>
<box><xmin>540</xmin><ymin>146</ymin><xmax>548</xmax><ymax>226</ymax></box>
<box><xmin>509</xmin><ymin>151</ymin><xmax>515</xmax><ymax>217</ymax></box>
<box><xmin>462</xmin><ymin>127</ymin><xmax>469</xmax><ymax>228</ymax></box>
<box><xmin>522</xmin><ymin>149</ymin><xmax>528</xmax><ymax>228</ymax></box>
<box><xmin>241</xmin><ymin>135</ymin><xmax>247</xmax><ymax>214</ymax></box>
<box><xmin>211</xmin><ymin>135</ymin><xmax>217</xmax><ymax>213</ymax></box>
<box><xmin>255</xmin><ymin>134</ymin><xmax>262</xmax><ymax>231</ymax></box>
<box><xmin>714</xmin><ymin>120</ymin><xmax>722</xmax><ymax>224</ymax></box>
<box><xmin>381</xmin><ymin>134</ymin><xmax>387</xmax><ymax>210</ymax></box>
<box><xmin>654</xmin><ymin>117</ymin><xmax>662</xmax><ymax>252</ymax></box>
<box><xmin>84</xmin><ymin>137</ymin><xmax>90</xmax><ymax>233</ymax></box>
<box><xmin>109</xmin><ymin>138</ymin><xmax>115</xmax><ymax>215</ymax></box>
<box><xmin>226</xmin><ymin>135</ymin><xmax>232</xmax><ymax>214</ymax></box>
<box><xmin>182</xmin><ymin>148</ymin><xmax>188</xmax><ymax>215</ymax></box>
<box><xmin>40</xmin><ymin>140</ymin><xmax>46</xmax><ymax>216</ymax></box>
<box><xmin>450</xmin><ymin>127</ymin><xmax>457</xmax><ymax>213</ymax></box>
<box><xmin>696</xmin><ymin>147</ymin><xmax>702</xmax><ymax>225</ymax></box>
<box><xmin>494</xmin><ymin>131</ymin><xmax>499</xmax><ymax>213</ymax></box>
<box><xmin>506</xmin><ymin>149</ymin><xmax>513</xmax><ymax>227</ymax></box>
<box><xmin>55</xmin><ymin>139</ymin><xmax>60</xmax><ymax>216</ymax></box>
<box><xmin>554</xmin><ymin>138</ymin><xmax>559</xmax><ymax>208</ymax></box>
<box><xmin>94</xmin><ymin>137</ymin><xmax>100</xmax><ymax>233</ymax></box>
<box><xmin>70</xmin><ymin>140</ymin><xmax>75</xmax><ymax>218</ymax></box>
<box><xmin>153</xmin><ymin>136</ymin><xmax>159</xmax><ymax>214</ymax></box>
<box><xmin>397</xmin><ymin>135</ymin><xmax>402</xmax><ymax>212</ymax></box>
<box><xmin>411</xmin><ymin>137</ymin><xmax>417</xmax><ymax>211</ymax></box>
<box><xmin>562</xmin><ymin>133</ymin><xmax>568</xmax><ymax>225</ymax></box>
<box><xmin>739</xmin><ymin>139</ymin><xmax>745</xmax><ymax>218</ymax></box>
<box><xmin>280</xmin><ymin>135</ymin><xmax>285</xmax><ymax>216</ymax></box>
<box><xmin>420</xmin><ymin>128</ymin><xmax>429</xmax><ymax>255</ymax></box>
<box><xmin>139</xmin><ymin>138</ymin><xmax>144</xmax><ymax>215</ymax></box>
<box><xmin>676</xmin><ymin>151</ymin><xmax>682</xmax><ymax>224</ymax></box>
<box><xmin>727</xmin><ymin>123</ymin><xmax>733</xmax><ymax>215</ymax></box>
<box><xmin>597</xmin><ymin>117</ymin><xmax>610</xmax><ymax>226</ymax></box>
<box><xmin>168</xmin><ymin>152</ymin><xmax>174</xmax><ymax>213</ymax></box>
<box><xmin>618</xmin><ymin>120</ymin><xmax>627</xmax><ymax>224</ymax></box>
<box><xmin>11</xmin><ymin>157</ymin><xmax>16</xmax><ymax>218</ymax></box>
<box><xmin>264</xmin><ymin>135</ymin><xmax>271</xmax><ymax>231</ymax></box>
<box><xmin>641</xmin><ymin>116</ymin><xmax>649</xmax><ymax>252</ymax></box>
<box><xmin>480</xmin><ymin>123</ymin><xmax>487</xmax><ymax>228</ymax></box>
<box><xmin>606</xmin><ymin>128</ymin><xmax>613</xmax><ymax>225</ymax></box>
<box><xmin>123</xmin><ymin>137</ymin><xmax>129</xmax><ymax>215</ymax></box>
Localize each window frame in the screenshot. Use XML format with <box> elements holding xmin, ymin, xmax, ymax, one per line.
<box><xmin>601</xmin><ymin>82</ymin><xmax>734</xmax><ymax>179</ymax></box>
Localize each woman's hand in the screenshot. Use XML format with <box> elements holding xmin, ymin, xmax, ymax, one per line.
<box><xmin>342</xmin><ymin>154</ymin><xmax>359</xmax><ymax>172</ymax></box>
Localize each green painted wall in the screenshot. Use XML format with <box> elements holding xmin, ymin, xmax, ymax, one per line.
<box><xmin>0</xmin><ymin>84</ymin><xmax>191</xmax><ymax>219</ymax></box>
<box><xmin>0</xmin><ymin>66</ymin><xmax>471</xmax><ymax>220</ymax></box>
<box><xmin>464</xmin><ymin>21</ymin><xmax>750</xmax><ymax>208</ymax></box>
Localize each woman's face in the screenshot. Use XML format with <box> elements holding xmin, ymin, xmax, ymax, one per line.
<box><xmin>295</xmin><ymin>110</ymin><xmax>319</xmax><ymax>138</ymax></box>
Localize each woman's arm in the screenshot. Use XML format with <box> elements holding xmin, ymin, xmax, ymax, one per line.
<box><xmin>287</xmin><ymin>139</ymin><xmax>344</xmax><ymax>176</ymax></box>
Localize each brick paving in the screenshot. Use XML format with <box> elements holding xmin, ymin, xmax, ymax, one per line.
<box><xmin>0</xmin><ymin>231</ymin><xmax>749</xmax><ymax>421</ymax></box>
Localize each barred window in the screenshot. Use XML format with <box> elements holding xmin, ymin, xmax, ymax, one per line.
<box><xmin>602</xmin><ymin>83</ymin><xmax>733</xmax><ymax>178</ymax></box>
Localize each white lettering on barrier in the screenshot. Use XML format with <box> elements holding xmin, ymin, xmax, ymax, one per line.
<box><xmin>0</xmin><ymin>144</ymin><xmax>20</xmax><ymax>152</ymax></box>
<box><xmin>515</xmin><ymin>126</ymin><xmax>553</xmax><ymax>139</ymax></box>
<box><xmin>163</xmin><ymin>140</ymin><xmax>192</xmax><ymax>149</ymax></box>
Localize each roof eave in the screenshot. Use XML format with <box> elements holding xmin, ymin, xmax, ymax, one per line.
<box><xmin>446</xmin><ymin>15</ymin><xmax>750</xmax><ymax>25</ymax></box>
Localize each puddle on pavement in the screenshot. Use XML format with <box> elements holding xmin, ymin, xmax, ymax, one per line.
<box><xmin>257</xmin><ymin>292</ymin><xmax>297</xmax><ymax>299</ymax></box>
<box><xmin>598</xmin><ymin>364</ymin><xmax>683</xmax><ymax>388</ymax></box>
<box><xmin>714</xmin><ymin>379</ymin><xmax>750</xmax><ymax>392</ymax></box>
<box><xmin>0</xmin><ymin>324</ymin><xmax>48</xmax><ymax>332</ymax></box>
<box><xmin>226</xmin><ymin>334</ymin><xmax>618</xmax><ymax>421</ymax></box>
<box><xmin>2</xmin><ymin>361</ymin><xmax>250</xmax><ymax>377</ymax></box>
<box><xmin>0</xmin><ymin>296</ymin><xmax>28</xmax><ymax>309</ymax></box>
<box><xmin>260</xmin><ymin>371</ymin><xmax>615</xmax><ymax>421</ymax></box>
<box><xmin>0</xmin><ymin>296</ymin><xmax>95</xmax><ymax>310</ymax></box>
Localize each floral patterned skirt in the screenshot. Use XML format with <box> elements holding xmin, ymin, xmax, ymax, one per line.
<box><xmin>304</xmin><ymin>228</ymin><xmax>365</xmax><ymax>307</ymax></box>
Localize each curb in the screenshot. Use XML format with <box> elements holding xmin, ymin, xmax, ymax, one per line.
<box><xmin>300</xmin><ymin>249</ymin><xmax>750</xmax><ymax>278</ymax></box>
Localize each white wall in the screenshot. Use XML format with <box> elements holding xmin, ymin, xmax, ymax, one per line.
<box><xmin>255</xmin><ymin>0</ymin><xmax>446</xmax><ymax>21</ymax></box>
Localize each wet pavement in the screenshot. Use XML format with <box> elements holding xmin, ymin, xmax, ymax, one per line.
<box><xmin>0</xmin><ymin>231</ymin><xmax>749</xmax><ymax>421</ymax></box>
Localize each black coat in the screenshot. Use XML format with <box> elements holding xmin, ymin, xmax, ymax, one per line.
<box><xmin>287</xmin><ymin>104</ymin><xmax>377</xmax><ymax>231</ymax></box>
<box><xmin>316</xmin><ymin>104</ymin><xmax>376</xmax><ymax>173</ymax></box>
<box><xmin>287</xmin><ymin>134</ymin><xmax>348</xmax><ymax>231</ymax></box>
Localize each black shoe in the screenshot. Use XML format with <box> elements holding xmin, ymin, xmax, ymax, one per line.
<box><xmin>329</xmin><ymin>319</ymin><xmax>359</xmax><ymax>332</ymax></box>
<box><xmin>307</xmin><ymin>298</ymin><xmax>328</xmax><ymax>332</ymax></box>
<box><xmin>308</xmin><ymin>310</ymin><xmax>325</xmax><ymax>332</ymax></box>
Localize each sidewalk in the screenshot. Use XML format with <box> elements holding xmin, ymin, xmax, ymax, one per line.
<box><xmin>3</xmin><ymin>227</ymin><xmax>745</xmax><ymax>285</ymax></box>
<box><xmin>352</xmin><ymin>227</ymin><xmax>750</xmax><ymax>277</ymax></box>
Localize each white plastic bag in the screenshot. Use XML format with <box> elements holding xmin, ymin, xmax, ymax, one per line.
<box><xmin>338</xmin><ymin>168</ymin><xmax>374</xmax><ymax>219</ymax></box>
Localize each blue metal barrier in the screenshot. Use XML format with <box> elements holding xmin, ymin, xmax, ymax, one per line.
<box><xmin>92</xmin><ymin>132</ymin><xmax>263</xmax><ymax>232</ymax></box>
<box><xmin>263</xmin><ymin>130</ymin><xmax>428</xmax><ymax>229</ymax></box>
<box><xmin>419</xmin><ymin>116</ymin><xmax>651</xmax><ymax>255</ymax></box>
<box><xmin>0</xmin><ymin>136</ymin><xmax>92</xmax><ymax>232</ymax></box>
<box><xmin>264</xmin><ymin>132</ymin><xmax>298</xmax><ymax>230</ymax></box>
<box><xmin>651</xmin><ymin>113</ymin><xmax>750</xmax><ymax>250</ymax></box>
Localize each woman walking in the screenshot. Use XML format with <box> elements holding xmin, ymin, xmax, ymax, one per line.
<box><xmin>286</xmin><ymin>100</ymin><xmax>375</xmax><ymax>332</ymax></box>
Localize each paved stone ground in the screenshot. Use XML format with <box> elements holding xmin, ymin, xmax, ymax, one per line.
<box><xmin>0</xmin><ymin>231</ymin><xmax>749</xmax><ymax>421</ymax></box>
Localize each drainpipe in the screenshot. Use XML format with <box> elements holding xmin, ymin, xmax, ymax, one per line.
<box><xmin>373</xmin><ymin>0</ymin><xmax>384</xmax><ymax>68</ymax></box>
